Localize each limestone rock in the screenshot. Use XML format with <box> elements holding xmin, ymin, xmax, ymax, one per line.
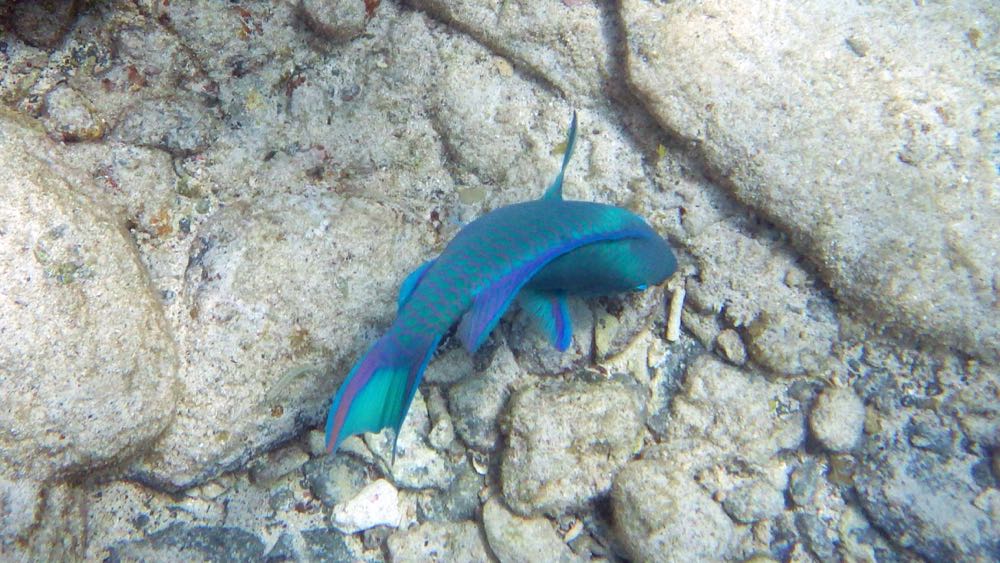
<box><xmin>448</xmin><ymin>342</ymin><xmax>525</xmax><ymax>452</ymax></box>
<box><xmin>331</xmin><ymin>479</ymin><xmax>400</xmax><ymax>534</ymax></box>
<box><xmin>386</xmin><ymin>520</ymin><xmax>489</xmax><ymax>563</ymax></box>
<box><xmin>809</xmin><ymin>386</ymin><xmax>866</xmax><ymax>453</ymax></box>
<box><xmin>612</xmin><ymin>460</ymin><xmax>736</xmax><ymax>562</ymax></box>
<box><xmin>649</xmin><ymin>356</ymin><xmax>805</xmax><ymax>471</ymax></box>
<box><xmin>482</xmin><ymin>497</ymin><xmax>579</xmax><ymax>563</ymax></box>
<box><xmin>856</xmin><ymin>416</ymin><xmax>1000</xmax><ymax>560</ymax></box>
<box><xmin>500</xmin><ymin>379</ymin><xmax>644</xmax><ymax>516</ymax></box>
<box><xmin>0</xmin><ymin>110</ymin><xmax>176</xmax><ymax>486</ymax></box>
<box><xmin>621</xmin><ymin>0</ymin><xmax>1000</xmax><ymax>361</ymax></box>
<box><xmin>129</xmin><ymin>193</ymin><xmax>430</xmax><ymax>490</ymax></box>
<box><xmin>107</xmin><ymin>523</ymin><xmax>265</xmax><ymax>562</ymax></box>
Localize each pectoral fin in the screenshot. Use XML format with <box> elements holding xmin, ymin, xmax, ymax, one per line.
<box><xmin>457</xmin><ymin>257</ymin><xmax>553</xmax><ymax>354</ymax></box>
<box><xmin>398</xmin><ymin>259</ymin><xmax>435</xmax><ymax>311</ymax></box>
<box><xmin>517</xmin><ymin>288</ymin><xmax>573</xmax><ymax>351</ymax></box>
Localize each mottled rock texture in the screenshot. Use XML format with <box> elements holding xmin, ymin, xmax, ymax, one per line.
<box><xmin>621</xmin><ymin>0</ymin><xmax>1000</xmax><ymax>362</ymax></box>
<box><xmin>129</xmin><ymin>193</ymin><xmax>431</xmax><ymax>490</ymax></box>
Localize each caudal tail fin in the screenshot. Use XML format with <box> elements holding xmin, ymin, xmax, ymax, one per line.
<box><xmin>324</xmin><ymin>329</ymin><xmax>440</xmax><ymax>458</ymax></box>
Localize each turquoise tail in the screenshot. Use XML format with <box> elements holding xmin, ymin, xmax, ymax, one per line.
<box><xmin>324</xmin><ymin>327</ymin><xmax>440</xmax><ymax>458</ymax></box>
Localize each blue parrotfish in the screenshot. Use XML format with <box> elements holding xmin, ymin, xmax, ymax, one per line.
<box><xmin>324</xmin><ymin>112</ymin><xmax>677</xmax><ymax>456</ymax></box>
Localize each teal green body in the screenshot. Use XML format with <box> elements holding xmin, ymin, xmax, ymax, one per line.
<box><xmin>324</xmin><ymin>113</ymin><xmax>677</xmax><ymax>456</ymax></box>
<box><xmin>396</xmin><ymin>199</ymin><xmax>672</xmax><ymax>343</ymax></box>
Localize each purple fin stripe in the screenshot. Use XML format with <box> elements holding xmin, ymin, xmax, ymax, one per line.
<box><xmin>324</xmin><ymin>333</ymin><xmax>399</xmax><ymax>452</ymax></box>
<box><xmin>553</xmin><ymin>295</ymin><xmax>571</xmax><ymax>351</ymax></box>
<box><xmin>458</xmin><ymin>229</ymin><xmax>645</xmax><ymax>353</ymax></box>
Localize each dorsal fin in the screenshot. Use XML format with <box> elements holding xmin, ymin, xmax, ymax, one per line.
<box><xmin>542</xmin><ymin>111</ymin><xmax>578</xmax><ymax>201</ymax></box>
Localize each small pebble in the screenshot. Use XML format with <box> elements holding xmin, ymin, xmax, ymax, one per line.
<box><xmin>428</xmin><ymin>416</ymin><xmax>455</xmax><ymax>451</ymax></box>
<box><xmin>43</xmin><ymin>84</ymin><xmax>104</xmax><ymax>141</ymax></box>
<box><xmin>298</xmin><ymin>0</ymin><xmax>368</xmax><ymax>43</ymax></box>
<box><xmin>494</xmin><ymin>57</ymin><xmax>514</xmax><ymax>77</ymax></box>
<box><xmin>306</xmin><ymin>429</ymin><xmax>327</xmax><ymax>456</ymax></box>
<box><xmin>720</xmin><ymin>480</ymin><xmax>785</xmax><ymax>524</ymax></box>
<box><xmin>828</xmin><ymin>453</ymin><xmax>857</xmax><ymax>486</ymax></box>
<box><xmin>481</xmin><ymin>497</ymin><xmax>577</xmax><ymax>562</ymax></box>
<box><xmin>715</xmin><ymin>328</ymin><xmax>747</xmax><ymax>365</ymax></box>
<box><xmin>809</xmin><ymin>386</ymin><xmax>865</xmax><ymax>452</ymax></box>
<box><xmin>788</xmin><ymin>459</ymin><xmax>821</xmax><ymax>507</ymax></box>
<box><xmin>331</xmin><ymin>479</ymin><xmax>400</xmax><ymax>534</ymax></box>
<box><xmin>795</xmin><ymin>512</ymin><xmax>835</xmax><ymax>560</ymax></box>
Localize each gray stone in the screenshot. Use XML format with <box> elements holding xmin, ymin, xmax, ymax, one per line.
<box><xmin>809</xmin><ymin>386</ymin><xmax>865</xmax><ymax>453</ymax></box>
<box><xmin>794</xmin><ymin>512</ymin><xmax>835</xmax><ymax>560</ymax></box>
<box><xmin>427</xmin><ymin>404</ymin><xmax>457</xmax><ymax>452</ymax></box>
<box><xmin>248</xmin><ymin>445</ymin><xmax>310</xmax><ymax>486</ymax></box>
<box><xmin>423</xmin><ymin>346</ymin><xmax>474</xmax><ymax>386</ymax></box>
<box><xmin>612</xmin><ymin>460</ymin><xmax>736</xmax><ymax>562</ymax></box>
<box><xmin>264</xmin><ymin>532</ymin><xmax>298</xmax><ymax>562</ymax></box>
<box><xmin>129</xmin><ymin>193</ymin><xmax>430</xmax><ymax>490</ymax></box>
<box><xmin>416</xmin><ymin>459</ymin><xmax>483</xmax><ymax>523</ymax></box>
<box><xmin>0</xmin><ymin>110</ymin><xmax>176</xmax><ymax>487</ymax></box>
<box><xmin>448</xmin><ymin>342</ymin><xmax>525</xmax><ymax>452</ymax></box>
<box><xmin>836</xmin><ymin>506</ymin><xmax>905</xmax><ymax>563</ymax></box>
<box><xmin>681</xmin><ymin>309</ymin><xmax>722</xmax><ymax>349</ymax></box>
<box><xmin>482</xmin><ymin>497</ymin><xmax>580</xmax><ymax>563</ymax></box>
<box><xmin>715</xmin><ymin>328</ymin><xmax>747</xmax><ymax>365</ymax></box>
<box><xmin>267</xmin><ymin>487</ymin><xmax>296</xmax><ymax>513</ymax></box>
<box><xmin>648</xmin><ymin>356</ymin><xmax>805</xmax><ymax>470</ymax></box>
<box><xmin>620</xmin><ymin>0</ymin><xmax>1000</xmax><ymax>362</ymax></box>
<box><xmin>306</xmin><ymin>430</ymin><xmax>328</xmax><ymax>457</ymax></box>
<box><xmin>112</xmin><ymin>96</ymin><xmax>222</xmax><ymax>156</ymax></box>
<box><xmin>788</xmin><ymin>459</ymin><xmax>822</xmax><ymax>507</ymax></box>
<box><xmin>298</xmin><ymin>0</ymin><xmax>370</xmax><ymax>44</ymax></box>
<box><xmin>107</xmin><ymin>523</ymin><xmax>265</xmax><ymax>562</ymax></box>
<box><xmin>952</xmin><ymin>362</ymin><xmax>1000</xmax><ymax>451</ymax></box>
<box><xmin>507</xmin><ymin>297</ymin><xmax>593</xmax><ymax>374</ymax></box>
<box><xmin>304</xmin><ymin>453</ymin><xmax>372</xmax><ymax>507</ymax></box>
<box><xmin>386</xmin><ymin>521</ymin><xmax>489</xmax><ymax>563</ymax></box>
<box><xmin>747</xmin><ymin>309</ymin><xmax>837</xmax><ymax>377</ymax></box>
<box><xmin>721</xmin><ymin>480</ymin><xmax>786</xmax><ymax>524</ymax></box>
<box><xmin>501</xmin><ymin>380</ymin><xmax>644</xmax><ymax>516</ymax></box>
<box><xmin>42</xmin><ymin>84</ymin><xmax>104</xmax><ymax>141</ymax></box>
<box><xmin>856</xmin><ymin>423</ymin><xmax>1000</xmax><ymax>560</ymax></box>
<box><xmin>301</xmin><ymin>528</ymin><xmax>361</xmax><ymax>563</ymax></box>
<box><xmin>907</xmin><ymin>410</ymin><xmax>958</xmax><ymax>456</ymax></box>
<box><xmin>365</xmin><ymin>390</ymin><xmax>455</xmax><ymax>490</ymax></box>
<box><xmin>647</xmin><ymin>333</ymin><xmax>704</xmax><ymax>438</ymax></box>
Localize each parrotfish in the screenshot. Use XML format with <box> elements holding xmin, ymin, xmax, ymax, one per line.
<box><xmin>324</xmin><ymin>113</ymin><xmax>677</xmax><ymax>456</ymax></box>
